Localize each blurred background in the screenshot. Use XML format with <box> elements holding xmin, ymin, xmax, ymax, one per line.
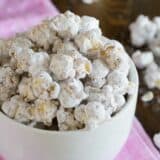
<box><xmin>52</xmin><ymin>0</ymin><xmax>160</xmax><ymax>137</ymax></box>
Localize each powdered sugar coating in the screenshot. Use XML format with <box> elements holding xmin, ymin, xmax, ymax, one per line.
<box><xmin>132</xmin><ymin>50</ymin><xmax>154</xmax><ymax>69</ymax></box>
<box><xmin>58</xmin><ymin>79</ymin><xmax>87</xmax><ymax>108</ymax></box>
<box><xmin>100</xmin><ymin>44</ymin><xmax>130</xmax><ymax>75</ymax></box>
<box><xmin>75</xmin><ymin>29</ymin><xmax>102</xmax><ymax>54</ymax></box>
<box><xmin>10</xmin><ymin>48</ymin><xmax>33</xmax><ymax>74</ymax></box>
<box><xmin>89</xmin><ymin>59</ymin><xmax>109</xmax><ymax>81</ymax></box>
<box><xmin>74</xmin><ymin>101</ymin><xmax>107</xmax><ymax>129</ymax></box>
<box><xmin>144</xmin><ymin>62</ymin><xmax>160</xmax><ymax>89</ymax></box>
<box><xmin>26</xmin><ymin>19</ymin><xmax>56</xmax><ymax>50</ymax></box>
<box><xmin>0</xmin><ymin>66</ymin><xmax>19</xmax><ymax>103</ymax></box>
<box><xmin>54</xmin><ymin>41</ymin><xmax>93</xmax><ymax>79</ymax></box>
<box><xmin>130</xmin><ymin>15</ymin><xmax>160</xmax><ymax>57</ymax></box>
<box><xmin>149</xmin><ymin>35</ymin><xmax>160</xmax><ymax>57</ymax></box>
<box><xmin>18</xmin><ymin>77</ymin><xmax>36</xmax><ymax>102</ymax></box>
<box><xmin>0</xmin><ymin>39</ymin><xmax>11</xmax><ymax>65</ymax></box>
<box><xmin>0</xmin><ymin>11</ymin><xmax>134</xmax><ymax>131</ymax></box>
<box><xmin>74</xmin><ymin>55</ymin><xmax>92</xmax><ymax>79</ymax></box>
<box><xmin>2</xmin><ymin>95</ymin><xmax>30</xmax><ymax>123</ymax></box>
<box><xmin>57</xmin><ymin>108</ymin><xmax>82</xmax><ymax>131</ymax></box>
<box><xmin>31</xmin><ymin>71</ymin><xmax>60</xmax><ymax>100</ymax></box>
<box><xmin>130</xmin><ymin>15</ymin><xmax>160</xmax><ymax>105</ymax></box>
<box><xmin>50</xmin><ymin>54</ymin><xmax>75</xmax><ymax>80</ymax></box>
<box><xmin>27</xmin><ymin>99</ymin><xmax>58</xmax><ymax>126</ymax></box>
<box><xmin>28</xmin><ymin>52</ymin><xmax>49</xmax><ymax>76</ymax></box>
<box><xmin>85</xmin><ymin>86</ymin><xmax>106</xmax><ymax>102</ymax></box>
<box><xmin>129</xmin><ymin>15</ymin><xmax>157</xmax><ymax>47</ymax></box>
<box><xmin>49</xmin><ymin>11</ymin><xmax>81</xmax><ymax>39</ymax></box>
<box><xmin>107</xmin><ymin>70</ymin><xmax>129</xmax><ymax>95</ymax></box>
<box><xmin>80</xmin><ymin>16</ymin><xmax>99</xmax><ymax>33</ymax></box>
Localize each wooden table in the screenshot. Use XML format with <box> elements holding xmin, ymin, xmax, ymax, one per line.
<box><xmin>52</xmin><ymin>0</ymin><xmax>160</xmax><ymax>137</ymax></box>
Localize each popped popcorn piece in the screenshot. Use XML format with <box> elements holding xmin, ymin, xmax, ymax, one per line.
<box><xmin>57</xmin><ymin>108</ymin><xmax>82</xmax><ymax>131</ymax></box>
<box><xmin>52</xmin><ymin>38</ymin><xmax>63</xmax><ymax>53</ymax></box>
<box><xmin>10</xmin><ymin>43</ymin><xmax>49</xmax><ymax>75</ymax></box>
<box><xmin>31</xmin><ymin>71</ymin><xmax>52</xmax><ymax>94</ymax></box>
<box><xmin>87</xmin><ymin>59</ymin><xmax>109</xmax><ymax>87</ymax></box>
<box><xmin>26</xmin><ymin>19</ymin><xmax>56</xmax><ymax>49</ymax></box>
<box><xmin>82</xmin><ymin>0</ymin><xmax>98</xmax><ymax>4</ymax></box>
<box><xmin>48</xmin><ymin>82</ymin><xmax>61</xmax><ymax>100</ymax></box>
<box><xmin>85</xmin><ymin>85</ymin><xmax>121</xmax><ymax>113</ymax></box>
<box><xmin>18</xmin><ymin>77</ymin><xmax>36</xmax><ymax>102</ymax></box>
<box><xmin>129</xmin><ymin>15</ymin><xmax>160</xmax><ymax>107</ymax></box>
<box><xmin>89</xmin><ymin>59</ymin><xmax>109</xmax><ymax>80</ymax></box>
<box><xmin>153</xmin><ymin>133</ymin><xmax>160</xmax><ymax>149</ymax></box>
<box><xmin>8</xmin><ymin>36</ymin><xmax>33</xmax><ymax>55</ymax></box>
<box><xmin>149</xmin><ymin>35</ymin><xmax>160</xmax><ymax>57</ymax></box>
<box><xmin>132</xmin><ymin>50</ymin><xmax>154</xmax><ymax>69</ymax></box>
<box><xmin>28</xmin><ymin>52</ymin><xmax>49</xmax><ymax>76</ymax></box>
<box><xmin>1</xmin><ymin>95</ymin><xmax>30</xmax><ymax>123</ymax></box>
<box><xmin>129</xmin><ymin>15</ymin><xmax>157</xmax><ymax>46</ymax></box>
<box><xmin>10</xmin><ymin>48</ymin><xmax>34</xmax><ymax>74</ymax></box>
<box><xmin>32</xmin><ymin>71</ymin><xmax>60</xmax><ymax>100</ymax></box>
<box><xmin>55</xmin><ymin>41</ymin><xmax>92</xmax><ymax>79</ymax></box>
<box><xmin>59</xmin><ymin>79</ymin><xmax>87</xmax><ymax>108</ymax></box>
<box><xmin>74</xmin><ymin>101</ymin><xmax>106</xmax><ymax>129</ymax></box>
<box><xmin>141</xmin><ymin>91</ymin><xmax>154</xmax><ymax>102</ymax></box>
<box><xmin>107</xmin><ymin>70</ymin><xmax>129</xmax><ymax>95</ymax></box>
<box><xmin>50</xmin><ymin>11</ymin><xmax>81</xmax><ymax>39</ymax></box>
<box><xmin>57</xmin><ymin>41</ymin><xmax>79</xmax><ymax>57</ymax></box>
<box><xmin>102</xmin><ymin>85</ymin><xmax>114</xmax><ymax>108</ymax></box>
<box><xmin>75</xmin><ymin>29</ymin><xmax>102</xmax><ymax>54</ymax></box>
<box><xmin>74</xmin><ymin>55</ymin><xmax>92</xmax><ymax>79</ymax></box>
<box><xmin>27</xmin><ymin>99</ymin><xmax>58</xmax><ymax>126</ymax></box>
<box><xmin>144</xmin><ymin>62</ymin><xmax>160</xmax><ymax>89</ymax></box>
<box><xmin>85</xmin><ymin>86</ymin><xmax>106</xmax><ymax>103</ymax></box>
<box><xmin>101</xmin><ymin>38</ymin><xmax>124</xmax><ymax>50</ymax></box>
<box><xmin>102</xmin><ymin>85</ymin><xmax>126</xmax><ymax>113</ymax></box>
<box><xmin>0</xmin><ymin>66</ymin><xmax>19</xmax><ymax>102</ymax></box>
<box><xmin>0</xmin><ymin>39</ymin><xmax>10</xmax><ymax>65</ymax></box>
<box><xmin>111</xmin><ymin>94</ymin><xmax>126</xmax><ymax>111</ymax></box>
<box><xmin>100</xmin><ymin>44</ymin><xmax>130</xmax><ymax>74</ymax></box>
<box><xmin>153</xmin><ymin>17</ymin><xmax>160</xmax><ymax>32</ymax></box>
<box><xmin>49</xmin><ymin>54</ymin><xmax>75</xmax><ymax>80</ymax></box>
<box><xmin>86</xmin><ymin>77</ymin><xmax>106</xmax><ymax>88</ymax></box>
<box><xmin>79</xmin><ymin>16</ymin><xmax>100</xmax><ymax>33</ymax></box>
<box><xmin>117</xmin><ymin>57</ymin><xmax>130</xmax><ymax>76</ymax></box>
<box><xmin>19</xmin><ymin>72</ymin><xmax>60</xmax><ymax>101</ymax></box>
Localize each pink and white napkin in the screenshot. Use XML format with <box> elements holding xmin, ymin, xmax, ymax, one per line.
<box><xmin>0</xmin><ymin>0</ymin><xmax>159</xmax><ymax>159</ymax></box>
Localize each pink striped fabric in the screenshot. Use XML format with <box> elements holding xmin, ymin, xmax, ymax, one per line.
<box><xmin>0</xmin><ymin>0</ymin><xmax>159</xmax><ymax>159</ymax></box>
<box><xmin>116</xmin><ymin>118</ymin><xmax>160</xmax><ymax>160</ymax></box>
<box><xmin>0</xmin><ymin>0</ymin><xmax>58</xmax><ymax>38</ymax></box>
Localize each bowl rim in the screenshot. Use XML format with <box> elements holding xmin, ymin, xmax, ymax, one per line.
<box><xmin>0</xmin><ymin>57</ymin><xmax>139</xmax><ymax>135</ymax></box>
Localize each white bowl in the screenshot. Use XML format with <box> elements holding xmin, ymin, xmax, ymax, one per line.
<box><xmin>0</xmin><ymin>59</ymin><xmax>139</xmax><ymax>160</ymax></box>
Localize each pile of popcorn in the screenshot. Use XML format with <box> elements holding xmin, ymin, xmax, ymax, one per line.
<box><xmin>130</xmin><ymin>15</ymin><xmax>160</xmax><ymax>102</ymax></box>
<box><xmin>0</xmin><ymin>11</ymin><xmax>134</xmax><ymax>131</ymax></box>
<box><xmin>129</xmin><ymin>15</ymin><xmax>160</xmax><ymax>149</ymax></box>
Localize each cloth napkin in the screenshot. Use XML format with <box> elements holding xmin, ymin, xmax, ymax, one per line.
<box><xmin>0</xmin><ymin>0</ymin><xmax>160</xmax><ymax>159</ymax></box>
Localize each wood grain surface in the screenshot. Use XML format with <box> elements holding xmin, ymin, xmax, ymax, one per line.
<box><xmin>52</xmin><ymin>0</ymin><xmax>160</xmax><ymax>137</ymax></box>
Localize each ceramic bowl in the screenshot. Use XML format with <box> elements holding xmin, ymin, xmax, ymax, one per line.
<box><xmin>0</xmin><ymin>59</ymin><xmax>139</xmax><ymax>160</ymax></box>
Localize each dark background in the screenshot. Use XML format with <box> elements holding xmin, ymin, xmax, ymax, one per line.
<box><xmin>52</xmin><ymin>0</ymin><xmax>160</xmax><ymax>137</ymax></box>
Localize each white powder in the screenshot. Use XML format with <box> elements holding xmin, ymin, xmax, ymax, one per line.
<box><xmin>0</xmin><ymin>11</ymin><xmax>134</xmax><ymax>131</ymax></box>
